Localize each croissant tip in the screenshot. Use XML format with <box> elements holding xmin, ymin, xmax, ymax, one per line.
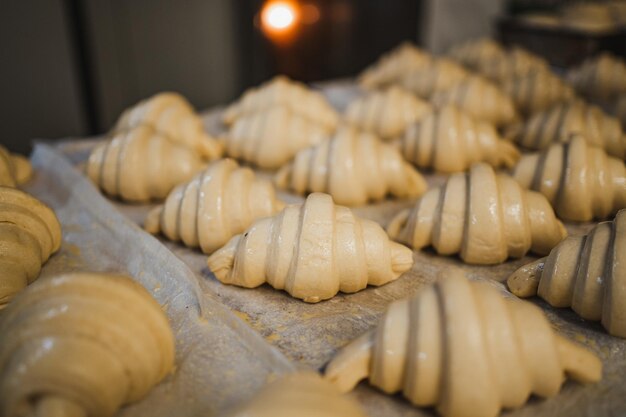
<box><xmin>507</xmin><ymin>258</ymin><xmax>545</xmax><ymax>298</ymax></box>
<box><xmin>391</xmin><ymin>243</ymin><xmax>414</xmax><ymax>274</ymax></box>
<box><xmin>274</xmin><ymin>166</ymin><xmax>290</xmax><ymax>188</ymax></box>
<box><xmin>144</xmin><ymin>206</ymin><xmax>162</xmax><ymax>235</ymax></box>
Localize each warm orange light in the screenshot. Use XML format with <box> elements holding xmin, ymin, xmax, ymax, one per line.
<box><xmin>261</xmin><ymin>1</ymin><xmax>299</xmax><ymax>33</ymax></box>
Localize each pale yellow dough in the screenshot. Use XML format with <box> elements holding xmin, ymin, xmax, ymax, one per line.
<box><xmin>476</xmin><ymin>47</ymin><xmax>550</xmax><ymax>84</ymax></box>
<box><xmin>0</xmin><ymin>272</ymin><xmax>175</xmax><ymax>417</ymax></box>
<box><xmin>222</xmin><ymin>105</ymin><xmax>330</xmax><ymax>169</ymax></box>
<box><xmin>513</xmin><ymin>134</ymin><xmax>626</xmax><ymax>221</ymax></box>
<box><xmin>509</xmin><ymin>209</ymin><xmax>626</xmax><ymax>338</ymax></box>
<box><xmin>398</xmin><ymin>105</ymin><xmax>520</xmax><ymax>173</ymax></box>
<box><xmin>86</xmin><ymin>125</ymin><xmax>207</xmax><ymax>202</ymax></box>
<box><xmin>0</xmin><ymin>145</ymin><xmax>32</xmax><ymax>187</ymax></box>
<box><xmin>207</xmin><ymin>193</ymin><xmax>414</xmax><ymax>303</ymax></box>
<box><xmin>225</xmin><ymin>372</ymin><xmax>367</xmax><ymax>417</ymax></box>
<box><xmin>502</xmin><ymin>70</ymin><xmax>575</xmax><ymax>116</ymax></box>
<box><xmin>222</xmin><ymin>75</ymin><xmax>339</xmax><ymax>130</ymax></box>
<box><xmin>275</xmin><ymin>125</ymin><xmax>427</xmax><ymax>206</ymax></box>
<box><xmin>398</xmin><ymin>58</ymin><xmax>470</xmax><ymax>99</ymax></box>
<box><xmin>325</xmin><ymin>272</ymin><xmax>602</xmax><ymax>417</ymax></box>
<box><xmin>447</xmin><ymin>38</ymin><xmax>506</xmax><ymax>71</ymax></box>
<box><xmin>145</xmin><ymin>158</ymin><xmax>284</xmax><ymax>254</ymax></box>
<box><xmin>431</xmin><ymin>75</ymin><xmax>518</xmax><ymax>127</ymax></box>
<box><xmin>507</xmin><ymin>100</ymin><xmax>626</xmax><ymax>159</ymax></box>
<box><xmin>358</xmin><ymin>41</ymin><xmax>432</xmax><ymax>89</ymax></box>
<box><xmin>387</xmin><ymin>163</ymin><xmax>566</xmax><ymax>265</ymax></box>
<box><xmin>567</xmin><ymin>53</ymin><xmax>626</xmax><ymax>102</ymax></box>
<box><xmin>0</xmin><ymin>187</ymin><xmax>61</xmax><ymax>307</ymax></box>
<box><xmin>344</xmin><ymin>86</ymin><xmax>432</xmax><ymax>140</ymax></box>
<box><xmin>113</xmin><ymin>91</ymin><xmax>223</xmax><ymax>160</ymax></box>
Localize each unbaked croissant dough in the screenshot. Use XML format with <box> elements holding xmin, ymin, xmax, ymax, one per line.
<box><xmin>225</xmin><ymin>372</ymin><xmax>367</xmax><ymax>417</ymax></box>
<box><xmin>506</xmin><ymin>100</ymin><xmax>626</xmax><ymax>159</ymax></box>
<box><xmin>447</xmin><ymin>38</ymin><xmax>506</xmax><ymax>71</ymax></box>
<box><xmin>477</xmin><ymin>47</ymin><xmax>550</xmax><ymax>83</ymax></box>
<box><xmin>207</xmin><ymin>193</ymin><xmax>414</xmax><ymax>303</ymax></box>
<box><xmin>114</xmin><ymin>92</ymin><xmax>223</xmax><ymax>160</ymax></box>
<box><xmin>513</xmin><ymin>134</ymin><xmax>626</xmax><ymax>221</ymax></box>
<box><xmin>387</xmin><ymin>163</ymin><xmax>566</xmax><ymax>264</ymax></box>
<box><xmin>0</xmin><ymin>145</ymin><xmax>32</xmax><ymax>187</ymax></box>
<box><xmin>502</xmin><ymin>70</ymin><xmax>576</xmax><ymax>116</ymax></box>
<box><xmin>344</xmin><ymin>86</ymin><xmax>432</xmax><ymax>140</ymax></box>
<box><xmin>0</xmin><ymin>272</ymin><xmax>175</xmax><ymax>417</ymax></box>
<box><xmin>431</xmin><ymin>76</ymin><xmax>518</xmax><ymax>127</ymax></box>
<box><xmin>222</xmin><ymin>105</ymin><xmax>330</xmax><ymax>169</ymax></box>
<box><xmin>398</xmin><ymin>59</ymin><xmax>470</xmax><ymax>99</ymax></box>
<box><xmin>509</xmin><ymin>209</ymin><xmax>626</xmax><ymax>338</ymax></box>
<box><xmin>398</xmin><ymin>105</ymin><xmax>520</xmax><ymax>173</ymax></box>
<box><xmin>567</xmin><ymin>53</ymin><xmax>626</xmax><ymax>101</ymax></box>
<box><xmin>358</xmin><ymin>42</ymin><xmax>432</xmax><ymax>89</ymax></box>
<box><xmin>86</xmin><ymin>125</ymin><xmax>207</xmax><ymax>202</ymax></box>
<box><xmin>0</xmin><ymin>187</ymin><xmax>61</xmax><ymax>307</ymax></box>
<box><xmin>145</xmin><ymin>158</ymin><xmax>285</xmax><ymax>254</ymax></box>
<box><xmin>222</xmin><ymin>76</ymin><xmax>339</xmax><ymax>130</ymax></box>
<box><xmin>274</xmin><ymin>126</ymin><xmax>427</xmax><ymax>205</ymax></box>
<box><xmin>325</xmin><ymin>272</ymin><xmax>602</xmax><ymax>417</ymax></box>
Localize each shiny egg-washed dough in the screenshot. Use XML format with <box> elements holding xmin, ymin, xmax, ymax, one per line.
<box><xmin>447</xmin><ymin>38</ymin><xmax>506</xmax><ymax>71</ymax></box>
<box><xmin>274</xmin><ymin>126</ymin><xmax>427</xmax><ymax>206</ymax></box>
<box><xmin>476</xmin><ymin>47</ymin><xmax>550</xmax><ymax>84</ymax></box>
<box><xmin>509</xmin><ymin>209</ymin><xmax>626</xmax><ymax>338</ymax></box>
<box><xmin>325</xmin><ymin>272</ymin><xmax>602</xmax><ymax>417</ymax></box>
<box><xmin>431</xmin><ymin>75</ymin><xmax>518</xmax><ymax>127</ymax></box>
<box><xmin>222</xmin><ymin>75</ymin><xmax>339</xmax><ymax>130</ymax></box>
<box><xmin>0</xmin><ymin>272</ymin><xmax>175</xmax><ymax>417</ymax></box>
<box><xmin>344</xmin><ymin>86</ymin><xmax>432</xmax><ymax>140</ymax></box>
<box><xmin>0</xmin><ymin>145</ymin><xmax>32</xmax><ymax>187</ymax></box>
<box><xmin>113</xmin><ymin>92</ymin><xmax>223</xmax><ymax>160</ymax></box>
<box><xmin>506</xmin><ymin>100</ymin><xmax>626</xmax><ymax>159</ymax></box>
<box><xmin>358</xmin><ymin>41</ymin><xmax>432</xmax><ymax>89</ymax></box>
<box><xmin>398</xmin><ymin>59</ymin><xmax>470</xmax><ymax>99</ymax></box>
<box><xmin>145</xmin><ymin>158</ymin><xmax>284</xmax><ymax>254</ymax></box>
<box><xmin>86</xmin><ymin>125</ymin><xmax>207</xmax><ymax>202</ymax></box>
<box><xmin>513</xmin><ymin>134</ymin><xmax>626</xmax><ymax>221</ymax></box>
<box><xmin>387</xmin><ymin>163</ymin><xmax>566</xmax><ymax>265</ymax></box>
<box><xmin>567</xmin><ymin>53</ymin><xmax>626</xmax><ymax>101</ymax></box>
<box><xmin>223</xmin><ymin>105</ymin><xmax>330</xmax><ymax>169</ymax></box>
<box><xmin>207</xmin><ymin>193</ymin><xmax>414</xmax><ymax>303</ymax></box>
<box><xmin>502</xmin><ymin>70</ymin><xmax>576</xmax><ymax>116</ymax></box>
<box><xmin>225</xmin><ymin>372</ymin><xmax>367</xmax><ymax>417</ymax></box>
<box><xmin>0</xmin><ymin>187</ymin><xmax>61</xmax><ymax>308</ymax></box>
<box><xmin>398</xmin><ymin>105</ymin><xmax>520</xmax><ymax>173</ymax></box>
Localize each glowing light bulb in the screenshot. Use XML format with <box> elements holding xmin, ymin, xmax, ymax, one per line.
<box><xmin>262</xmin><ymin>1</ymin><xmax>298</xmax><ymax>32</ymax></box>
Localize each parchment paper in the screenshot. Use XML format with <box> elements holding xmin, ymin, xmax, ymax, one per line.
<box><xmin>29</xmin><ymin>82</ymin><xmax>626</xmax><ymax>417</ymax></box>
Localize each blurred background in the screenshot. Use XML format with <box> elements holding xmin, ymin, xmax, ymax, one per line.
<box><xmin>2</xmin><ymin>0</ymin><xmax>625</xmax><ymax>154</ymax></box>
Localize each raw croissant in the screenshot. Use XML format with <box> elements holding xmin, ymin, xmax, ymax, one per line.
<box><xmin>477</xmin><ymin>47</ymin><xmax>550</xmax><ymax>83</ymax></box>
<box><xmin>207</xmin><ymin>193</ymin><xmax>414</xmax><ymax>303</ymax></box>
<box><xmin>86</xmin><ymin>125</ymin><xmax>207</xmax><ymax>202</ymax></box>
<box><xmin>387</xmin><ymin>163</ymin><xmax>566</xmax><ymax>265</ymax></box>
<box><xmin>0</xmin><ymin>272</ymin><xmax>175</xmax><ymax>417</ymax></box>
<box><xmin>398</xmin><ymin>105</ymin><xmax>520</xmax><ymax>173</ymax></box>
<box><xmin>447</xmin><ymin>38</ymin><xmax>506</xmax><ymax>71</ymax></box>
<box><xmin>222</xmin><ymin>76</ymin><xmax>339</xmax><ymax>130</ymax></box>
<box><xmin>397</xmin><ymin>59</ymin><xmax>470</xmax><ymax>99</ymax></box>
<box><xmin>274</xmin><ymin>126</ymin><xmax>428</xmax><ymax>205</ymax></box>
<box><xmin>344</xmin><ymin>86</ymin><xmax>432</xmax><ymax>140</ymax></box>
<box><xmin>223</xmin><ymin>105</ymin><xmax>330</xmax><ymax>169</ymax></box>
<box><xmin>325</xmin><ymin>272</ymin><xmax>602</xmax><ymax>417</ymax></box>
<box><xmin>358</xmin><ymin>42</ymin><xmax>432</xmax><ymax>89</ymax></box>
<box><xmin>512</xmin><ymin>134</ymin><xmax>626</xmax><ymax>221</ymax></box>
<box><xmin>0</xmin><ymin>145</ymin><xmax>32</xmax><ymax>187</ymax></box>
<box><xmin>502</xmin><ymin>70</ymin><xmax>576</xmax><ymax>116</ymax></box>
<box><xmin>431</xmin><ymin>76</ymin><xmax>518</xmax><ymax>127</ymax></box>
<box><xmin>509</xmin><ymin>209</ymin><xmax>626</xmax><ymax>337</ymax></box>
<box><xmin>114</xmin><ymin>92</ymin><xmax>223</xmax><ymax>160</ymax></box>
<box><xmin>145</xmin><ymin>158</ymin><xmax>285</xmax><ymax>254</ymax></box>
<box><xmin>567</xmin><ymin>53</ymin><xmax>626</xmax><ymax>101</ymax></box>
<box><xmin>506</xmin><ymin>100</ymin><xmax>626</xmax><ymax>159</ymax></box>
<box><xmin>225</xmin><ymin>372</ymin><xmax>367</xmax><ymax>417</ymax></box>
<box><xmin>0</xmin><ymin>187</ymin><xmax>61</xmax><ymax>307</ymax></box>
